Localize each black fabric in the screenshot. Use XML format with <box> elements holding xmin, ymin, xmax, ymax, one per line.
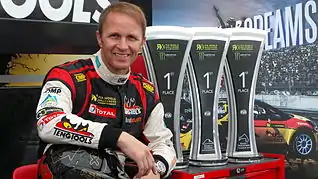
<box><xmin>39</xmin><ymin>144</ymin><xmax>129</xmax><ymax>179</ymax></box>
<box><xmin>71</xmin><ymin>74</ymin><xmax>88</xmax><ymax>115</ymax></box>
<box><xmin>132</xmin><ymin>73</ymin><xmax>159</xmax><ymax>124</ymax></box>
<box><xmin>98</xmin><ymin>125</ymin><xmax>123</xmax><ymax>150</ymax></box>
<box><xmin>57</xmin><ymin>59</ymin><xmax>95</xmax><ymax>115</ymax></box>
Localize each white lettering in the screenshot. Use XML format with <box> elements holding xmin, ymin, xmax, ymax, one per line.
<box><xmin>92</xmin><ymin>0</ymin><xmax>111</xmax><ymax>22</ymax></box>
<box><xmin>1</xmin><ymin>0</ymin><xmax>112</xmax><ymax>23</ymax></box>
<box><xmin>253</xmin><ymin>15</ymin><xmax>263</xmax><ymax>29</ymax></box>
<box><xmin>163</xmin><ymin>91</ymin><xmax>174</xmax><ymax>95</ymax></box>
<box><xmin>72</xmin><ymin>0</ymin><xmax>91</xmax><ymax>23</ymax></box>
<box><xmin>285</xmin><ymin>3</ymin><xmax>303</xmax><ymax>47</ymax></box>
<box><xmin>264</xmin><ymin>11</ymin><xmax>273</xmax><ymax>50</ymax></box>
<box><xmin>235</xmin><ymin>20</ymin><xmax>242</xmax><ymax>28</ymax></box>
<box><xmin>39</xmin><ymin>0</ymin><xmax>72</xmax><ymax>21</ymax></box>
<box><xmin>244</xmin><ymin>17</ymin><xmax>253</xmax><ymax>28</ymax></box>
<box><xmin>1</xmin><ymin>0</ymin><xmax>36</xmax><ymax>18</ymax></box>
<box><xmin>202</xmin><ymin>89</ymin><xmax>214</xmax><ymax>94</ymax></box>
<box><xmin>235</xmin><ymin>1</ymin><xmax>317</xmax><ymax>49</ymax></box>
<box><xmin>96</xmin><ymin>108</ymin><xmax>115</xmax><ymax>116</ymax></box>
<box><xmin>125</xmin><ymin>108</ymin><xmax>142</xmax><ymax>115</ymax></box>
<box><xmin>285</xmin><ymin>6</ymin><xmax>293</xmax><ymax>47</ymax></box>
<box><xmin>273</xmin><ymin>9</ymin><xmax>285</xmax><ymax>48</ymax></box>
<box><xmin>305</xmin><ymin>0</ymin><xmax>317</xmax><ymax>44</ymax></box>
<box><xmin>238</xmin><ymin>89</ymin><xmax>249</xmax><ymax>93</ymax></box>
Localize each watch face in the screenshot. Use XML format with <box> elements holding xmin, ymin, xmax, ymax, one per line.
<box><xmin>155</xmin><ymin>160</ymin><xmax>166</xmax><ymax>175</ymax></box>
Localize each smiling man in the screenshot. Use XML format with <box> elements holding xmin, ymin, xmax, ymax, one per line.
<box><xmin>36</xmin><ymin>2</ymin><xmax>176</xmax><ymax>179</ymax></box>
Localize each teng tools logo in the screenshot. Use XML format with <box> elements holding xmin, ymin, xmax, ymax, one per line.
<box><xmin>53</xmin><ymin>116</ymin><xmax>94</xmax><ymax>144</ymax></box>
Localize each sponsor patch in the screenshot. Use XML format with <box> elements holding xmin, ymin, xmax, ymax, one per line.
<box><xmin>44</xmin><ymin>87</ymin><xmax>62</xmax><ymax>94</ymax></box>
<box><xmin>124</xmin><ymin>96</ymin><xmax>142</xmax><ymax>116</ymax></box>
<box><xmin>36</xmin><ymin>107</ymin><xmax>64</xmax><ymax>120</ymax></box>
<box><xmin>40</xmin><ymin>94</ymin><xmax>58</xmax><ymax>107</ymax></box>
<box><xmin>91</xmin><ymin>94</ymin><xmax>116</xmax><ymax>105</ymax></box>
<box><xmin>124</xmin><ymin>105</ymin><xmax>142</xmax><ymax>115</ymax></box>
<box><xmin>89</xmin><ymin>104</ymin><xmax>116</xmax><ymax>118</ymax></box>
<box><xmin>142</xmin><ymin>82</ymin><xmax>154</xmax><ymax>93</ymax></box>
<box><xmin>74</xmin><ymin>73</ymin><xmax>86</xmax><ymax>82</ymax></box>
<box><xmin>37</xmin><ymin>111</ymin><xmax>65</xmax><ymax>125</ymax></box>
<box><xmin>53</xmin><ymin>116</ymin><xmax>94</xmax><ymax>144</ymax></box>
<box><xmin>125</xmin><ymin>117</ymin><xmax>142</xmax><ymax>123</ymax></box>
<box><xmin>37</xmin><ymin>111</ymin><xmax>65</xmax><ymax>131</ymax></box>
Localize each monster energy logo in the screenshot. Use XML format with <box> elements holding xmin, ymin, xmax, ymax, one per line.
<box><xmin>198</xmin><ymin>52</ymin><xmax>205</xmax><ymax>61</ymax></box>
<box><xmin>159</xmin><ymin>52</ymin><xmax>166</xmax><ymax>60</ymax></box>
<box><xmin>234</xmin><ymin>52</ymin><xmax>241</xmax><ymax>61</ymax></box>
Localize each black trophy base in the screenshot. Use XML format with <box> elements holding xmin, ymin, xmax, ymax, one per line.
<box><xmin>228</xmin><ymin>153</ymin><xmax>264</xmax><ymax>164</ymax></box>
<box><xmin>174</xmin><ymin>160</ymin><xmax>189</xmax><ymax>169</ymax></box>
<box><xmin>188</xmin><ymin>156</ymin><xmax>228</xmax><ymax>167</ymax></box>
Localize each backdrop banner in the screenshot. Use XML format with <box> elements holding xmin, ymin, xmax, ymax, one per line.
<box><xmin>152</xmin><ymin>0</ymin><xmax>318</xmax><ymax>178</ymax></box>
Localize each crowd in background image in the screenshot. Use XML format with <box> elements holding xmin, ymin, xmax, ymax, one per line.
<box><xmin>257</xmin><ymin>42</ymin><xmax>318</xmax><ymax>96</ymax></box>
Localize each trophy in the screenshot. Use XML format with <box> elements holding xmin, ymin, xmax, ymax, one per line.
<box><xmin>187</xmin><ymin>27</ymin><xmax>231</xmax><ymax>166</ymax></box>
<box><xmin>142</xmin><ymin>26</ymin><xmax>194</xmax><ymax>168</ymax></box>
<box><xmin>225</xmin><ymin>28</ymin><xmax>266</xmax><ymax>163</ymax></box>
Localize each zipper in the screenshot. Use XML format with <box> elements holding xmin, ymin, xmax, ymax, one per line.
<box><xmin>116</xmin><ymin>85</ymin><xmax>125</xmax><ymax>127</ymax></box>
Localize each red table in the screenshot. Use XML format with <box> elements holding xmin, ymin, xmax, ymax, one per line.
<box><xmin>172</xmin><ymin>153</ymin><xmax>285</xmax><ymax>179</ymax></box>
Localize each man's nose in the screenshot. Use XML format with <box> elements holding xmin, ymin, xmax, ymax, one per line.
<box><xmin>117</xmin><ymin>38</ymin><xmax>129</xmax><ymax>50</ymax></box>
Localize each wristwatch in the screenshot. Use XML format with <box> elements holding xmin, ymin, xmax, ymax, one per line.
<box><xmin>155</xmin><ymin>160</ymin><xmax>167</xmax><ymax>176</ymax></box>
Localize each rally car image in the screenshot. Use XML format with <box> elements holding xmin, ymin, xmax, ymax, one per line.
<box><xmin>253</xmin><ymin>99</ymin><xmax>318</xmax><ymax>158</ymax></box>
<box><xmin>180</xmin><ymin>98</ymin><xmax>318</xmax><ymax>159</ymax></box>
<box><xmin>180</xmin><ymin>99</ymin><xmax>193</xmax><ymax>150</ymax></box>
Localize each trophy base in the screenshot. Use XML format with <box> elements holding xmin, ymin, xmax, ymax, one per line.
<box><xmin>188</xmin><ymin>156</ymin><xmax>228</xmax><ymax>167</ymax></box>
<box><xmin>228</xmin><ymin>153</ymin><xmax>263</xmax><ymax>164</ymax></box>
<box><xmin>174</xmin><ymin>160</ymin><xmax>189</xmax><ymax>169</ymax></box>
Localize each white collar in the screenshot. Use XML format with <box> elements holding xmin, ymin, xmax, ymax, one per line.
<box><xmin>92</xmin><ymin>50</ymin><xmax>130</xmax><ymax>85</ymax></box>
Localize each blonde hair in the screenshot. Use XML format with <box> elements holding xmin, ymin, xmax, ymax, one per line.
<box><xmin>98</xmin><ymin>2</ymin><xmax>147</xmax><ymax>36</ymax></box>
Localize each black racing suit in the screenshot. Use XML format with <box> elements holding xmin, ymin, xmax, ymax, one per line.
<box><xmin>36</xmin><ymin>50</ymin><xmax>176</xmax><ymax>178</ymax></box>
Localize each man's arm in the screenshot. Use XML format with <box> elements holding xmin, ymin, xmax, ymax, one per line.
<box><xmin>36</xmin><ymin>68</ymin><xmax>122</xmax><ymax>150</ymax></box>
<box><xmin>143</xmin><ymin>102</ymin><xmax>177</xmax><ymax>178</ymax></box>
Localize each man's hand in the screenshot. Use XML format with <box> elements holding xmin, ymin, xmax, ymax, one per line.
<box><xmin>117</xmin><ymin>132</ymin><xmax>157</xmax><ymax>178</ymax></box>
<box><xmin>133</xmin><ymin>170</ymin><xmax>160</xmax><ymax>179</ymax></box>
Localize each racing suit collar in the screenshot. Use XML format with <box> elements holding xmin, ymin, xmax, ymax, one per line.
<box><xmin>92</xmin><ymin>50</ymin><xmax>130</xmax><ymax>85</ymax></box>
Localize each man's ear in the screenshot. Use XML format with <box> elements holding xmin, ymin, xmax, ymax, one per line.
<box><xmin>142</xmin><ymin>36</ymin><xmax>146</xmax><ymax>45</ymax></box>
<box><xmin>96</xmin><ymin>30</ymin><xmax>103</xmax><ymax>47</ymax></box>
<box><xmin>139</xmin><ymin>36</ymin><xmax>146</xmax><ymax>52</ymax></box>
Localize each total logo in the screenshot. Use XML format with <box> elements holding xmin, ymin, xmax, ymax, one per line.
<box><xmin>89</xmin><ymin>104</ymin><xmax>116</xmax><ymax>118</ymax></box>
<box><xmin>0</xmin><ymin>0</ymin><xmax>111</xmax><ymax>23</ymax></box>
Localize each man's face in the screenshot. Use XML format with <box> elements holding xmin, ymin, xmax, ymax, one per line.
<box><xmin>96</xmin><ymin>12</ymin><xmax>145</xmax><ymax>74</ymax></box>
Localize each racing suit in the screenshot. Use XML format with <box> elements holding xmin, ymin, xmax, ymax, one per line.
<box><xmin>36</xmin><ymin>50</ymin><xmax>176</xmax><ymax>178</ymax></box>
